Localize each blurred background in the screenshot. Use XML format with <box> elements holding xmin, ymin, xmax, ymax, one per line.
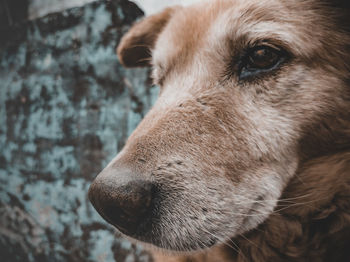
<box><xmin>0</xmin><ymin>0</ymin><xmax>180</xmax><ymax>261</ymax></box>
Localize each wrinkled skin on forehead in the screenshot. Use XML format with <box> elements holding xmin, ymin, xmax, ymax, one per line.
<box><xmin>91</xmin><ymin>0</ymin><xmax>350</xmax><ymax>256</ymax></box>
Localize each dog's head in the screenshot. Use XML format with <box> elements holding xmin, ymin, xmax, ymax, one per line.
<box><xmin>89</xmin><ymin>0</ymin><xmax>350</xmax><ymax>252</ymax></box>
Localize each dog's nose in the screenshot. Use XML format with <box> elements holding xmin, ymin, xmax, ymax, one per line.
<box><xmin>88</xmin><ymin>170</ymin><xmax>153</xmax><ymax>235</ymax></box>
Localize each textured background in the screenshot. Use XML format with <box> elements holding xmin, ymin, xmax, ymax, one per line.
<box><xmin>0</xmin><ymin>0</ymin><xmax>158</xmax><ymax>261</ymax></box>
<box><xmin>27</xmin><ymin>0</ymin><xmax>199</xmax><ymax>19</ymax></box>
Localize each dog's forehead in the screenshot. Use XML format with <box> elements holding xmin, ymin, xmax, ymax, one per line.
<box><xmin>153</xmin><ymin>0</ymin><xmax>282</xmax><ymax>64</ymax></box>
<box><xmin>152</xmin><ymin>0</ymin><xmax>233</xmax><ymax>67</ymax></box>
<box><xmin>152</xmin><ymin>0</ymin><xmax>324</xmax><ymax>68</ymax></box>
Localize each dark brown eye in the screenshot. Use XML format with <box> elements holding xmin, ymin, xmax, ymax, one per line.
<box><xmin>239</xmin><ymin>46</ymin><xmax>285</xmax><ymax>80</ymax></box>
<box><xmin>249</xmin><ymin>47</ymin><xmax>279</xmax><ymax>69</ymax></box>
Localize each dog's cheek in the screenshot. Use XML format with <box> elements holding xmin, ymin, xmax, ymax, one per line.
<box><xmin>151</xmin><ymin>167</ymin><xmax>239</xmax><ymax>249</ymax></box>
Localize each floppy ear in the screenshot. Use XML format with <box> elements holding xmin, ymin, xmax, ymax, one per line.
<box><xmin>117</xmin><ymin>7</ymin><xmax>178</xmax><ymax>67</ymax></box>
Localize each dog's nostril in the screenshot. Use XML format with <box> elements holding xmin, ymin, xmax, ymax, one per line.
<box><xmin>88</xmin><ymin>176</ymin><xmax>153</xmax><ymax>235</ymax></box>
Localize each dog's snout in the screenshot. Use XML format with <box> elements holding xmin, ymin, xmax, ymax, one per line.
<box><xmin>88</xmin><ymin>170</ymin><xmax>153</xmax><ymax>235</ymax></box>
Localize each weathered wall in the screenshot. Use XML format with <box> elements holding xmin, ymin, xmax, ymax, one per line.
<box><xmin>27</xmin><ymin>0</ymin><xmax>199</xmax><ymax>19</ymax></box>
<box><xmin>29</xmin><ymin>0</ymin><xmax>95</xmax><ymax>19</ymax></box>
<box><xmin>0</xmin><ymin>0</ymin><xmax>158</xmax><ymax>261</ymax></box>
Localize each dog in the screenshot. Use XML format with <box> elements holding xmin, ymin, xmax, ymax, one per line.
<box><xmin>88</xmin><ymin>0</ymin><xmax>350</xmax><ymax>261</ymax></box>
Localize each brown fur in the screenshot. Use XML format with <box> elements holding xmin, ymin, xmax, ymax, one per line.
<box><xmin>154</xmin><ymin>152</ymin><xmax>350</xmax><ymax>262</ymax></box>
<box><xmin>91</xmin><ymin>0</ymin><xmax>350</xmax><ymax>261</ymax></box>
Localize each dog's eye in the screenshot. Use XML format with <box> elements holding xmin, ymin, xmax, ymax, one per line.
<box><xmin>239</xmin><ymin>46</ymin><xmax>285</xmax><ymax>80</ymax></box>
<box><xmin>248</xmin><ymin>47</ymin><xmax>279</xmax><ymax>69</ymax></box>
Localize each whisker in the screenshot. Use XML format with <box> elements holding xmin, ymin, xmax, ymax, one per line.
<box><xmin>238</xmin><ymin>233</ymin><xmax>263</xmax><ymax>256</ymax></box>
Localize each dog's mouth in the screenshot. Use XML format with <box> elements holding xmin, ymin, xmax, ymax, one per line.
<box><xmin>88</xmin><ymin>156</ymin><xmax>292</xmax><ymax>252</ymax></box>
<box><xmin>89</xmin><ymin>174</ymin><xmax>270</xmax><ymax>252</ymax></box>
<box><xmin>88</xmin><ymin>176</ymin><xmax>223</xmax><ymax>251</ymax></box>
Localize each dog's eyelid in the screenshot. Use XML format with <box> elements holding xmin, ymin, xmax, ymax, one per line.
<box><xmin>255</xmin><ymin>39</ymin><xmax>280</xmax><ymax>48</ymax></box>
<box><xmin>247</xmin><ymin>38</ymin><xmax>292</xmax><ymax>55</ymax></box>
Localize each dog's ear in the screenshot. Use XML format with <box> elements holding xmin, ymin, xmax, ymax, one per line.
<box><xmin>117</xmin><ymin>7</ymin><xmax>178</xmax><ymax>67</ymax></box>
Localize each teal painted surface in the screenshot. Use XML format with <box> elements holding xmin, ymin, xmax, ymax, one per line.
<box><xmin>0</xmin><ymin>1</ymin><xmax>158</xmax><ymax>261</ymax></box>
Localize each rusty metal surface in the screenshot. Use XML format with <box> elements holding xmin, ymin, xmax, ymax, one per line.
<box><xmin>0</xmin><ymin>0</ymin><xmax>157</xmax><ymax>261</ymax></box>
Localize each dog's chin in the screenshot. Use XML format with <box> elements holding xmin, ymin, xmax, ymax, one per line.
<box><xmin>129</xmin><ymin>236</ymin><xmax>219</xmax><ymax>253</ymax></box>
<box><xmin>119</xmin><ymin>230</ymin><xmax>219</xmax><ymax>253</ymax></box>
<box><xmin>115</xmin><ymin>214</ymin><xmax>268</xmax><ymax>253</ymax></box>
<box><xmin>113</xmin><ymin>220</ymin><xmax>220</xmax><ymax>252</ymax></box>
<box><xmin>112</xmin><ymin>194</ymin><xmax>279</xmax><ymax>253</ymax></box>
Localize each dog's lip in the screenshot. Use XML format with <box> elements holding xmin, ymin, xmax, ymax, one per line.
<box><xmin>110</xmin><ymin>213</ymin><xmax>220</xmax><ymax>252</ymax></box>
